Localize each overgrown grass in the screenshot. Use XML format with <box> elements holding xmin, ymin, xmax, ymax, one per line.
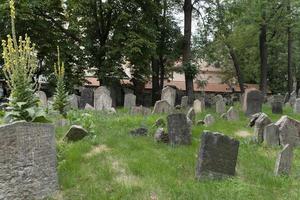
<box><xmin>54</xmin><ymin>104</ymin><xmax>300</xmax><ymax>200</ymax></box>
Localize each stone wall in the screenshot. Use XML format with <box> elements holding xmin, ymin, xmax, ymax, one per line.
<box><xmin>0</xmin><ymin>122</ymin><xmax>58</xmax><ymax>200</ymax></box>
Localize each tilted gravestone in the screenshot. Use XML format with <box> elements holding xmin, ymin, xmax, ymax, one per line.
<box><xmin>254</xmin><ymin>113</ymin><xmax>272</xmax><ymax>143</ymax></box>
<box><xmin>130</xmin><ymin>106</ymin><xmax>152</xmax><ymax>115</ymax></box>
<box><xmin>95</xmin><ymin>93</ymin><xmax>112</xmax><ymax>111</ymax></box>
<box><xmin>124</xmin><ymin>93</ymin><xmax>136</xmax><ymax>108</ymax></box>
<box><xmin>0</xmin><ymin>122</ymin><xmax>58</xmax><ymax>199</ymax></box>
<box><xmin>193</xmin><ymin>99</ymin><xmax>205</xmax><ymax>113</ymax></box>
<box><xmin>242</xmin><ymin>88</ymin><xmax>263</xmax><ymax>116</ymax></box>
<box><xmin>272</xmin><ymin>95</ymin><xmax>283</xmax><ymax>114</ymax></box>
<box><xmin>65</xmin><ymin>125</ymin><xmax>88</xmax><ymax>142</ymax></box>
<box><xmin>186</xmin><ymin>107</ymin><xmax>196</xmax><ymax>124</ymax></box>
<box><xmin>293</xmin><ymin>98</ymin><xmax>300</xmax><ymax>113</ymax></box>
<box><xmin>167</xmin><ymin>113</ymin><xmax>191</xmax><ymax>145</ymax></box>
<box><xmin>204</xmin><ymin>114</ymin><xmax>215</xmax><ymax>126</ymax></box>
<box><xmin>152</xmin><ymin>100</ymin><xmax>173</xmax><ymax>114</ymax></box>
<box><xmin>275</xmin><ymin>115</ymin><xmax>300</xmax><ymax>146</ymax></box>
<box><xmin>274</xmin><ymin>144</ymin><xmax>293</xmax><ymax>176</ymax></box>
<box><xmin>161</xmin><ymin>86</ymin><xmax>176</xmax><ymax>107</ymax></box>
<box><xmin>216</xmin><ymin>99</ymin><xmax>226</xmax><ymax>114</ymax></box>
<box><xmin>263</xmin><ymin>123</ymin><xmax>280</xmax><ymax>146</ymax></box>
<box><xmin>36</xmin><ymin>90</ymin><xmax>48</xmax><ymax>108</ymax></box>
<box><xmin>195</xmin><ymin>131</ymin><xmax>239</xmax><ymax>180</ymax></box>
<box><xmin>79</xmin><ymin>88</ymin><xmax>94</xmax><ymax>108</ymax></box>
<box><xmin>226</xmin><ymin>106</ymin><xmax>239</xmax><ymax>121</ymax></box>
<box><xmin>181</xmin><ymin>96</ymin><xmax>189</xmax><ymax>108</ymax></box>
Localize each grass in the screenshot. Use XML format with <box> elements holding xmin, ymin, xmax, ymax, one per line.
<box><xmin>53</xmin><ymin>104</ymin><xmax>300</xmax><ymax>200</ymax></box>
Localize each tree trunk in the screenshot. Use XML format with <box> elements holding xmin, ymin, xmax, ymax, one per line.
<box><xmin>183</xmin><ymin>0</ymin><xmax>194</xmax><ymax>104</ymax></box>
<box><xmin>226</xmin><ymin>44</ymin><xmax>245</xmax><ymax>93</ymax></box>
<box><xmin>152</xmin><ymin>58</ymin><xmax>160</xmax><ymax>104</ymax></box>
<box><xmin>287</xmin><ymin>0</ymin><xmax>293</xmax><ymax>96</ymax></box>
<box><xmin>259</xmin><ymin>10</ymin><xmax>268</xmax><ymax>97</ymax></box>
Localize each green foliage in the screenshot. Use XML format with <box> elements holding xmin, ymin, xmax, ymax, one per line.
<box><xmin>67</xmin><ymin>110</ymin><xmax>95</xmax><ymax>134</ymax></box>
<box><xmin>182</xmin><ymin>61</ymin><xmax>199</xmax><ymax>79</ymax></box>
<box><xmin>1</xmin><ymin>0</ymin><xmax>48</xmax><ymax>123</ymax></box>
<box><xmin>53</xmin><ymin>47</ymin><xmax>68</xmax><ymax>116</ymax></box>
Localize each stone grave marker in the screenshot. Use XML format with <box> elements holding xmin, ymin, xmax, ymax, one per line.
<box><xmin>195</xmin><ymin>131</ymin><xmax>239</xmax><ymax>180</ymax></box>
<box><xmin>152</xmin><ymin>100</ymin><xmax>173</xmax><ymax>114</ymax></box>
<box><xmin>226</xmin><ymin>106</ymin><xmax>239</xmax><ymax>121</ymax></box>
<box><xmin>181</xmin><ymin>96</ymin><xmax>189</xmax><ymax>108</ymax></box>
<box><xmin>204</xmin><ymin>114</ymin><xmax>215</xmax><ymax>126</ymax></box>
<box><xmin>65</xmin><ymin>125</ymin><xmax>88</xmax><ymax>142</ymax></box>
<box><xmin>79</xmin><ymin>87</ymin><xmax>94</xmax><ymax>108</ymax></box>
<box><xmin>187</xmin><ymin>107</ymin><xmax>196</xmax><ymax>124</ymax></box>
<box><xmin>263</xmin><ymin>123</ymin><xmax>280</xmax><ymax>146</ymax></box>
<box><xmin>274</xmin><ymin>144</ymin><xmax>293</xmax><ymax>176</ymax></box>
<box><xmin>161</xmin><ymin>86</ymin><xmax>176</xmax><ymax>107</ymax></box>
<box><xmin>242</xmin><ymin>88</ymin><xmax>263</xmax><ymax>116</ymax></box>
<box><xmin>216</xmin><ymin>99</ymin><xmax>226</xmax><ymax>114</ymax></box>
<box><xmin>167</xmin><ymin>113</ymin><xmax>191</xmax><ymax>145</ymax></box>
<box><xmin>193</xmin><ymin>99</ymin><xmax>205</xmax><ymax>113</ymax></box>
<box><xmin>275</xmin><ymin>115</ymin><xmax>300</xmax><ymax>146</ymax></box>
<box><xmin>254</xmin><ymin>113</ymin><xmax>272</xmax><ymax>143</ymax></box>
<box><xmin>124</xmin><ymin>93</ymin><xmax>136</xmax><ymax>108</ymax></box>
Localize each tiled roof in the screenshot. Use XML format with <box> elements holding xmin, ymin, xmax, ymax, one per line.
<box><xmin>85</xmin><ymin>77</ymin><xmax>259</xmax><ymax>93</ymax></box>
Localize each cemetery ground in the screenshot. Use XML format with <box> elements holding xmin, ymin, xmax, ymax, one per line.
<box><xmin>46</xmin><ymin>104</ymin><xmax>300</xmax><ymax>200</ymax></box>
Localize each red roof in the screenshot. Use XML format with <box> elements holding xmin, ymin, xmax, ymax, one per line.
<box><xmin>85</xmin><ymin>77</ymin><xmax>259</xmax><ymax>93</ymax></box>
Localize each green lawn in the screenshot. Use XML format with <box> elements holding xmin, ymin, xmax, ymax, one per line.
<box><xmin>54</xmin><ymin>105</ymin><xmax>300</xmax><ymax>200</ymax></box>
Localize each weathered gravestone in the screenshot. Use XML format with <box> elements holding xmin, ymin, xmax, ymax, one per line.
<box><xmin>213</xmin><ymin>94</ymin><xmax>223</xmax><ymax>104</ymax></box>
<box><xmin>242</xmin><ymin>88</ymin><xmax>263</xmax><ymax>116</ymax></box>
<box><xmin>69</xmin><ymin>94</ymin><xmax>79</xmax><ymax>109</ymax></box>
<box><xmin>284</xmin><ymin>92</ymin><xmax>289</xmax><ymax>104</ymax></box>
<box><xmin>95</xmin><ymin>93</ymin><xmax>113</xmax><ymax>111</ymax></box>
<box><xmin>0</xmin><ymin>122</ymin><xmax>58</xmax><ymax>200</ymax></box>
<box><xmin>161</xmin><ymin>86</ymin><xmax>176</xmax><ymax>107</ymax></box>
<box><xmin>294</xmin><ymin>98</ymin><xmax>300</xmax><ymax>113</ymax></box>
<box><xmin>216</xmin><ymin>99</ymin><xmax>226</xmax><ymax>114</ymax></box>
<box><xmin>152</xmin><ymin>100</ymin><xmax>173</xmax><ymax>114</ymax></box>
<box><xmin>204</xmin><ymin>114</ymin><xmax>215</xmax><ymax>126</ymax></box>
<box><xmin>36</xmin><ymin>90</ymin><xmax>48</xmax><ymax>108</ymax></box>
<box><xmin>84</xmin><ymin>103</ymin><xmax>95</xmax><ymax>110</ymax></box>
<box><xmin>79</xmin><ymin>88</ymin><xmax>94</xmax><ymax>108</ymax></box>
<box><xmin>274</xmin><ymin>144</ymin><xmax>293</xmax><ymax>176</ymax></box>
<box><xmin>130</xmin><ymin>106</ymin><xmax>151</xmax><ymax>115</ymax></box>
<box><xmin>94</xmin><ymin>86</ymin><xmax>110</xmax><ymax>104</ymax></box>
<box><xmin>167</xmin><ymin>113</ymin><xmax>191</xmax><ymax>145</ymax></box>
<box><xmin>254</xmin><ymin>113</ymin><xmax>272</xmax><ymax>143</ymax></box>
<box><xmin>289</xmin><ymin>91</ymin><xmax>297</xmax><ymax>107</ymax></box>
<box><xmin>263</xmin><ymin>123</ymin><xmax>280</xmax><ymax>146</ymax></box>
<box><xmin>275</xmin><ymin>115</ymin><xmax>300</xmax><ymax>146</ymax></box>
<box><xmin>187</xmin><ymin>107</ymin><xmax>196</xmax><ymax>125</ymax></box>
<box><xmin>65</xmin><ymin>125</ymin><xmax>88</xmax><ymax>142</ymax></box>
<box><xmin>193</xmin><ymin>99</ymin><xmax>205</xmax><ymax>113</ymax></box>
<box><xmin>154</xmin><ymin>128</ymin><xmax>169</xmax><ymax>143</ymax></box>
<box><xmin>225</xmin><ymin>106</ymin><xmax>239</xmax><ymax>121</ymax></box>
<box><xmin>195</xmin><ymin>131</ymin><xmax>239</xmax><ymax>180</ymax></box>
<box><xmin>181</xmin><ymin>96</ymin><xmax>189</xmax><ymax>108</ymax></box>
<box><xmin>272</xmin><ymin>95</ymin><xmax>283</xmax><ymax>114</ymax></box>
<box><xmin>124</xmin><ymin>93</ymin><xmax>136</xmax><ymax>108</ymax></box>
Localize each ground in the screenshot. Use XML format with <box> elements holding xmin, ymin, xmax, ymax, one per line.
<box><xmin>53</xmin><ymin>105</ymin><xmax>300</xmax><ymax>200</ymax></box>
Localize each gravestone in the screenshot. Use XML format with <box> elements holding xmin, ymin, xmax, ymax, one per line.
<box><xmin>204</xmin><ymin>114</ymin><xmax>215</xmax><ymax>126</ymax></box>
<box><xmin>254</xmin><ymin>113</ymin><xmax>272</xmax><ymax>143</ymax></box>
<box><xmin>195</xmin><ymin>131</ymin><xmax>239</xmax><ymax>180</ymax></box>
<box><xmin>124</xmin><ymin>93</ymin><xmax>136</xmax><ymax>108</ymax></box>
<box><xmin>152</xmin><ymin>100</ymin><xmax>173</xmax><ymax>114</ymax></box>
<box><xmin>187</xmin><ymin>107</ymin><xmax>196</xmax><ymax>124</ymax></box>
<box><xmin>161</xmin><ymin>86</ymin><xmax>176</xmax><ymax>107</ymax></box>
<box><xmin>95</xmin><ymin>93</ymin><xmax>112</xmax><ymax>111</ymax></box>
<box><xmin>167</xmin><ymin>113</ymin><xmax>191</xmax><ymax>145</ymax></box>
<box><xmin>213</xmin><ymin>94</ymin><xmax>223</xmax><ymax>104</ymax></box>
<box><xmin>0</xmin><ymin>122</ymin><xmax>58</xmax><ymax>199</ymax></box>
<box><xmin>181</xmin><ymin>96</ymin><xmax>189</xmax><ymax>108</ymax></box>
<box><xmin>154</xmin><ymin>128</ymin><xmax>169</xmax><ymax>143</ymax></box>
<box><xmin>274</xmin><ymin>144</ymin><xmax>293</xmax><ymax>176</ymax></box>
<box><xmin>284</xmin><ymin>92</ymin><xmax>289</xmax><ymax>104</ymax></box>
<box><xmin>263</xmin><ymin>123</ymin><xmax>280</xmax><ymax>146</ymax></box>
<box><xmin>130</xmin><ymin>106</ymin><xmax>152</xmax><ymax>115</ymax></box>
<box><xmin>94</xmin><ymin>86</ymin><xmax>110</xmax><ymax>105</ymax></box>
<box><xmin>79</xmin><ymin>88</ymin><xmax>94</xmax><ymax>108</ymax></box>
<box><xmin>294</xmin><ymin>98</ymin><xmax>300</xmax><ymax>113</ymax></box>
<box><xmin>275</xmin><ymin>115</ymin><xmax>300</xmax><ymax>146</ymax></box>
<box><xmin>242</xmin><ymin>88</ymin><xmax>263</xmax><ymax>116</ymax></box>
<box><xmin>289</xmin><ymin>91</ymin><xmax>296</xmax><ymax>106</ymax></box>
<box><xmin>69</xmin><ymin>94</ymin><xmax>79</xmax><ymax>109</ymax></box>
<box><xmin>193</xmin><ymin>99</ymin><xmax>205</xmax><ymax>113</ymax></box>
<box><xmin>65</xmin><ymin>125</ymin><xmax>88</xmax><ymax>142</ymax></box>
<box><xmin>36</xmin><ymin>90</ymin><xmax>48</xmax><ymax>108</ymax></box>
<box><xmin>216</xmin><ymin>99</ymin><xmax>226</xmax><ymax>114</ymax></box>
<box><xmin>84</xmin><ymin>103</ymin><xmax>95</xmax><ymax>110</ymax></box>
<box><xmin>226</xmin><ymin>106</ymin><xmax>239</xmax><ymax>121</ymax></box>
<box><xmin>272</xmin><ymin>95</ymin><xmax>283</xmax><ymax>114</ymax></box>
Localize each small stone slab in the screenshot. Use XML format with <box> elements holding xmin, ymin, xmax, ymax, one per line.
<box><xmin>204</xmin><ymin>114</ymin><xmax>215</xmax><ymax>126</ymax></box>
<box><xmin>181</xmin><ymin>96</ymin><xmax>189</xmax><ymax>108</ymax></box>
<box><xmin>186</xmin><ymin>107</ymin><xmax>196</xmax><ymax>124</ymax></box>
<box><xmin>193</xmin><ymin>99</ymin><xmax>205</xmax><ymax>113</ymax></box>
<box><xmin>36</xmin><ymin>90</ymin><xmax>48</xmax><ymax>108</ymax></box>
<box><xmin>130</xmin><ymin>127</ymin><xmax>148</xmax><ymax>136</ymax></box>
<box><xmin>274</xmin><ymin>144</ymin><xmax>293</xmax><ymax>176</ymax></box>
<box><xmin>130</xmin><ymin>106</ymin><xmax>152</xmax><ymax>115</ymax></box>
<box><xmin>242</xmin><ymin>88</ymin><xmax>263</xmax><ymax>116</ymax></box>
<box><xmin>161</xmin><ymin>86</ymin><xmax>176</xmax><ymax>107</ymax></box>
<box><xmin>79</xmin><ymin>88</ymin><xmax>94</xmax><ymax>109</ymax></box>
<box><xmin>152</xmin><ymin>100</ymin><xmax>173</xmax><ymax>114</ymax></box>
<box><xmin>69</xmin><ymin>94</ymin><xmax>79</xmax><ymax>109</ymax></box>
<box><xmin>263</xmin><ymin>123</ymin><xmax>279</xmax><ymax>146</ymax></box>
<box><xmin>124</xmin><ymin>93</ymin><xmax>136</xmax><ymax>108</ymax></box>
<box><xmin>84</xmin><ymin>103</ymin><xmax>95</xmax><ymax>110</ymax></box>
<box><xmin>294</xmin><ymin>98</ymin><xmax>300</xmax><ymax>113</ymax></box>
<box><xmin>154</xmin><ymin>128</ymin><xmax>169</xmax><ymax>143</ymax></box>
<box><xmin>195</xmin><ymin>131</ymin><xmax>239</xmax><ymax>180</ymax></box>
<box><xmin>275</xmin><ymin>115</ymin><xmax>300</xmax><ymax>146</ymax></box>
<box><xmin>65</xmin><ymin>125</ymin><xmax>88</xmax><ymax>142</ymax></box>
<box><xmin>226</xmin><ymin>106</ymin><xmax>239</xmax><ymax>121</ymax></box>
<box><xmin>254</xmin><ymin>113</ymin><xmax>272</xmax><ymax>143</ymax></box>
<box><xmin>216</xmin><ymin>99</ymin><xmax>226</xmax><ymax>114</ymax></box>
<box><xmin>167</xmin><ymin>113</ymin><xmax>191</xmax><ymax>145</ymax></box>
